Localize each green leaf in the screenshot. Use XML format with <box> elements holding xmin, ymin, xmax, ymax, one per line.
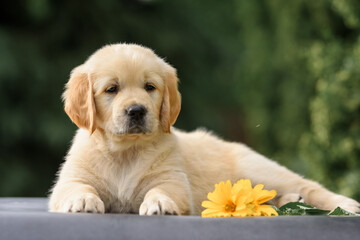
<box><xmin>271</xmin><ymin>205</ymin><xmax>284</xmax><ymax>215</ymax></box>
<box><xmin>305</xmin><ymin>208</ymin><xmax>331</xmax><ymax>215</ymax></box>
<box><xmin>329</xmin><ymin>207</ymin><xmax>360</xmax><ymax>216</ymax></box>
<box><xmin>278</xmin><ymin>202</ymin><xmax>330</xmax><ymax>216</ymax></box>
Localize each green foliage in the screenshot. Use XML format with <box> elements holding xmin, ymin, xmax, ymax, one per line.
<box><xmin>276</xmin><ymin>202</ymin><xmax>330</xmax><ymax>216</ymax></box>
<box><xmin>0</xmin><ymin>0</ymin><xmax>359</xmax><ymax>200</ymax></box>
<box><xmin>329</xmin><ymin>206</ymin><xmax>359</xmax><ymax>216</ymax></box>
<box><xmin>273</xmin><ymin>202</ymin><xmax>359</xmax><ymax>216</ymax></box>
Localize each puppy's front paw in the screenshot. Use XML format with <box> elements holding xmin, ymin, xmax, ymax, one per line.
<box><xmin>56</xmin><ymin>193</ymin><xmax>105</xmax><ymax>213</ymax></box>
<box><xmin>327</xmin><ymin>195</ymin><xmax>360</xmax><ymax>213</ymax></box>
<box><xmin>139</xmin><ymin>194</ymin><xmax>179</xmax><ymax>216</ymax></box>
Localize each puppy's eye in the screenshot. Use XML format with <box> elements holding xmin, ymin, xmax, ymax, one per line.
<box><xmin>144</xmin><ymin>83</ymin><xmax>156</xmax><ymax>92</ymax></box>
<box><xmin>105</xmin><ymin>86</ymin><xmax>118</xmax><ymax>94</ymax></box>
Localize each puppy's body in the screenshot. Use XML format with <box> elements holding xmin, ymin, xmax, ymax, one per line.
<box><xmin>49</xmin><ymin>44</ymin><xmax>360</xmax><ymax>215</ymax></box>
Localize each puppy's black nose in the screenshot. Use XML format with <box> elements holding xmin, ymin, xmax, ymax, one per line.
<box><xmin>126</xmin><ymin>104</ymin><xmax>147</xmax><ymax>120</ymax></box>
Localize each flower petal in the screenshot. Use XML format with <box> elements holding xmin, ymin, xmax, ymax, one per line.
<box><xmin>221</xmin><ymin>180</ymin><xmax>233</xmax><ymax>199</ymax></box>
<box><xmin>207</xmin><ymin>188</ymin><xmax>227</xmax><ymax>205</ymax></box>
<box><xmin>201</xmin><ymin>200</ymin><xmax>224</xmax><ymax>211</ymax></box>
<box><xmin>233</xmin><ymin>179</ymin><xmax>254</xmax><ymax>204</ymax></box>
<box><xmin>201</xmin><ymin>208</ymin><xmax>223</xmax><ymax>217</ymax></box>
<box><xmin>255</xmin><ymin>190</ymin><xmax>277</xmax><ymax>204</ymax></box>
<box><xmin>202</xmin><ymin>208</ymin><xmax>233</xmax><ymax>217</ymax></box>
<box><xmin>233</xmin><ymin>206</ymin><xmax>255</xmax><ymax>217</ymax></box>
<box><xmin>256</xmin><ymin>205</ymin><xmax>279</xmax><ymax>216</ymax></box>
<box><xmin>253</xmin><ymin>184</ymin><xmax>264</xmax><ymax>193</ymax></box>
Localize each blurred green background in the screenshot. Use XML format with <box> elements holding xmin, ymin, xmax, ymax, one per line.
<box><xmin>0</xmin><ymin>0</ymin><xmax>359</xmax><ymax>200</ymax></box>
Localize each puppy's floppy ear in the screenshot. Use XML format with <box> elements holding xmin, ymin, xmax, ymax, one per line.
<box><xmin>63</xmin><ymin>68</ymin><xmax>96</xmax><ymax>134</ymax></box>
<box><xmin>160</xmin><ymin>65</ymin><xmax>181</xmax><ymax>133</ymax></box>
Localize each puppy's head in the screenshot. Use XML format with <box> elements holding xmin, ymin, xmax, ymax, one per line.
<box><xmin>63</xmin><ymin>44</ymin><xmax>181</xmax><ymax>137</ymax></box>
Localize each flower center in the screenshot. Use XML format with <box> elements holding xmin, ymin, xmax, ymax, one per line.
<box><xmin>224</xmin><ymin>202</ymin><xmax>236</xmax><ymax>212</ymax></box>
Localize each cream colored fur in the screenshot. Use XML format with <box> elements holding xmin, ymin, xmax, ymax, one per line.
<box><xmin>49</xmin><ymin>43</ymin><xmax>360</xmax><ymax>215</ymax></box>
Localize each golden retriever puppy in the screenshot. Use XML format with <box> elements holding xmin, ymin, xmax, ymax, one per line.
<box><xmin>49</xmin><ymin>43</ymin><xmax>360</xmax><ymax>215</ymax></box>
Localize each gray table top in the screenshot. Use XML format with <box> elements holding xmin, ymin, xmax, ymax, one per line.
<box><xmin>0</xmin><ymin>198</ymin><xmax>359</xmax><ymax>240</ymax></box>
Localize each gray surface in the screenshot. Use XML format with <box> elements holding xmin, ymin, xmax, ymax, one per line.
<box><xmin>0</xmin><ymin>198</ymin><xmax>360</xmax><ymax>240</ymax></box>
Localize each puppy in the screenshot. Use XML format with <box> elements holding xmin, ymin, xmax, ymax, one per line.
<box><xmin>49</xmin><ymin>43</ymin><xmax>360</xmax><ymax>215</ymax></box>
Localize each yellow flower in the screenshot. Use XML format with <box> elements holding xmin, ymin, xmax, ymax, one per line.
<box><xmin>201</xmin><ymin>179</ymin><xmax>278</xmax><ymax>217</ymax></box>
<box><xmin>250</xmin><ymin>184</ymin><xmax>278</xmax><ymax>216</ymax></box>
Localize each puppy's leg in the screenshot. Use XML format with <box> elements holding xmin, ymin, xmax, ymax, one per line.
<box><xmin>139</xmin><ymin>175</ymin><xmax>192</xmax><ymax>216</ymax></box>
<box><xmin>236</xmin><ymin>149</ymin><xmax>360</xmax><ymax>213</ymax></box>
<box><xmin>49</xmin><ymin>182</ymin><xmax>105</xmax><ymax>213</ymax></box>
<box><xmin>139</xmin><ymin>187</ymin><xmax>180</xmax><ymax>215</ymax></box>
<box><xmin>296</xmin><ymin>178</ymin><xmax>359</xmax><ymax>212</ymax></box>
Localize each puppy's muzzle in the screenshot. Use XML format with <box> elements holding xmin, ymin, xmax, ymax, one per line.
<box><xmin>125</xmin><ymin>104</ymin><xmax>147</xmax><ymax>133</ymax></box>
